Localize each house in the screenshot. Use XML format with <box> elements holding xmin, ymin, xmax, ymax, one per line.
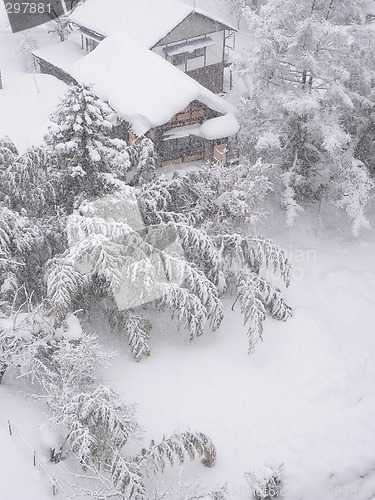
<box><xmin>32</xmin><ymin>0</ymin><xmax>239</xmax><ymax>167</ymax></box>
<box><xmin>69</xmin><ymin>0</ymin><xmax>236</xmax><ymax>94</ymax></box>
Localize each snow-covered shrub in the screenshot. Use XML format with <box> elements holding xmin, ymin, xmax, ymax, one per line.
<box><xmin>150</xmin><ymin>474</ymin><xmax>228</xmax><ymax>500</ymax></box>
<box><xmin>48</xmin><ymin>15</ymin><xmax>73</xmax><ymax>42</ymax></box>
<box><xmin>235</xmin><ymin>0</ymin><xmax>375</xmax><ymax>234</ymax></box>
<box><xmin>0</xmin><ymin>307</ymin><xmax>217</xmax><ymax>499</ymax></box>
<box><xmin>16</xmin><ymin>33</ymin><xmax>38</xmax><ymax>72</ymax></box>
<box><xmin>245</xmin><ymin>462</ymin><xmax>284</xmax><ymax>500</ymax></box>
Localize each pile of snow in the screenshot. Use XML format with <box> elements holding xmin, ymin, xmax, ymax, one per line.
<box><xmin>0</xmin><ymin>29</ymin><xmax>68</xmax><ymax>151</ymax></box>
<box><xmin>198</xmin><ymin>112</ymin><xmax>240</xmax><ymax>139</ymax></box>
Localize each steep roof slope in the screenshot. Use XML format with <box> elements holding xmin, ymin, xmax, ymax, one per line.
<box><xmin>70</xmin><ymin>0</ymin><xmax>234</xmax><ymax>48</ymax></box>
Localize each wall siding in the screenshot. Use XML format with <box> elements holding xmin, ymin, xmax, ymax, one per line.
<box><xmin>187</xmin><ymin>62</ymin><xmax>224</xmax><ymax>93</ymax></box>
<box><xmin>33</xmin><ymin>57</ymin><xmax>77</xmax><ymax>85</ymax></box>
<box><xmin>154</xmin><ymin>12</ymin><xmax>230</xmax><ymax>46</ymax></box>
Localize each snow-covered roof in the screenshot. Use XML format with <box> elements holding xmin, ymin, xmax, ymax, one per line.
<box><xmin>32</xmin><ymin>38</ymin><xmax>84</xmax><ymax>73</ymax></box>
<box><xmin>70</xmin><ymin>0</ymin><xmax>235</xmax><ymax>48</ymax></box>
<box><xmin>164</xmin><ymin>113</ymin><xmax>239</xmax><ymax>141</ymax></box>
<box><xmin>69</xmin><ymin>33</ymin><xmax>237</xmax><ymax>136</ymax></box>
<box><xmin>198</xmin><ymin>113</ymin><xmax>240</xmax><ymax>140</ymax></box>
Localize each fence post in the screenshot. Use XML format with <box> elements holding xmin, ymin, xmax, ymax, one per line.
<box><xmin>33</xmin><ymin>450</ymin><xmax>36</xmax><ymax>466</ymax></box>
<box><xmin>7</xmin><ymin>419</ymin><xmax>12</xmax><ymax>436</ymax></box>
<box><xmin>52</xmin><ymin>477</ymin><xmax>57</xmax><ymax>496</ymax></box>
<box><xmin>0</xmin><ymin>70</ymin><xmax>2</xmax><ymax>89</ymax></box>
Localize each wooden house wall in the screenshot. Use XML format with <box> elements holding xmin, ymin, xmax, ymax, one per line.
<box><xmin>187</xmin><ymin>62</ymin><xmax>224</xmax><ymax>93</ymax></box>
<box><xmin>153</xmin><ymin>12</ymin><xmax>229</xmax><ymax>46</ymax></box>
<box><xmin>151</xmin><ymin>16</ymin><xmax>228</xmax><ymax>93</ymax></box>
<box><xmin>33</xmin><ymin>57</ymin><xmax>77</xmax><ymax>85</ymax></box>
<box><xmin>146</xmin><ymin>100</ymin><xmax>227</xmax><ymax>167</ymax></box>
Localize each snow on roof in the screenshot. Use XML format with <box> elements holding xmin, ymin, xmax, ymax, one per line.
<box><xmin>165</xmin><ymin>36</ymin><xmax>215</xmax><ymax>56</ymax></box>
<box><xmin>69</xmin><ymin>33</ymin><xmax>237</xmax><ymax>136</ymax></box>
<box><xmin>32</xmin><ymin>38</ymin><xmax>84</xmax><ymax>73</ymax></box>
<box><xmin>198</xmin><ymin>113</ymin><xmax>240</xmax><ymax>140</ymax></box>
<box><xmin>70</xmin><ymin>0</ymin><xmax>235</xmax><ymax>48</ymax></box>
<box><xmin>164</xmin><ymin>113</ymin><xmax>239</xmax><ymax>141</ymax></box>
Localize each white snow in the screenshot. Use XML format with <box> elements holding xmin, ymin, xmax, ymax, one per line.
<box><xmin>0</xmin><ymin>72</ymin><xmax>67</xmax><ymax>151</ymax></box>
<box><xmin>101</xmin><ymin>210</ymin><xmax>375</xmax><ymax>499</ymax></box>
<box><xmin>69</xmin><ymin>33</ymin><xmax>238</xmax><ymax>136</ymax></box>
<box><xmin>0</xmin><ymin>388</ymin><xmax>60</xmax><ymax>500</ymax></box>
<box><xmin>70</xmin><ymin>0</ymin><xmax>235</xmax><ymax>48</ymax></box>
<box><xmin>198</xmin><ymin>112</ymin><xmax>240</xmax><ymax>139</ymax></box>
<box><xmin>0</xmin><ymin>30</ymin><xmax>68</xmax><ymax>152</ymax></box>
<box><xmin>164</xmin><ymin>113</ymin><xmax>240</xmax><ymax>140</ymax></box>
<box><xmin>165</xmin><ymin>37</ymin><xmax>216</xmax><ymax>56</ymax></box>
<box><xmin>63</xmin><ymin>315</ymin><xmax>82</xmax><ymax>340</ymax></box>
<box><xmin>0</xmin><ymin>425</ymin><xmax>52</xmax><ymax>500</ymax></box>
<box><xmin>32</xmin><ymin>37</ymin><xmax>84</xmax><ymax>73</ymax></box>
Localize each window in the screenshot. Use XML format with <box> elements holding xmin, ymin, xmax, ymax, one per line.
<box><xmin>171</xmin><ymin>47</ymin><xmax>206</xmax><ymax>67</ymax></box>
<box><xmin>160</xmin><ymin>135</ymin><xmax>205</xmax><ymax>162</ymax></box>
<box><xmin>164</xmin><ymin>37</ymin><xmax>214</xmax><ymax>68</ymax></box>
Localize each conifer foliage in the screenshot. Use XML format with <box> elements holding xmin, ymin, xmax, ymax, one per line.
<box><xmin>44</xmin><ymin>84</ymin><xmax>133</xmax><ymax>204</ymax></box>
<box><xmin>45</xmin><ymin>161</ymin><xmax>292</xmax><ymax>357</ymax></box>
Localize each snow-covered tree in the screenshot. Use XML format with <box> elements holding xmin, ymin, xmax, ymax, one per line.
<box><xmin>234</xmin><ymin>0</ymin><xmax>375</xmax><ymax>233</ymax></box>
<box><xmin>45</xmin><ymin>85</ymin><xmax>134</xmax><ymax>207</ymax></box>
<box><xmin>0</xmin><ymin>144</ymin><xmax>58</xmax><ymax>217</ymax></box>
<box><xmin>0</xmin><ymin>205</ymin><xmax>47</xmax><ymax>309</ymax></box>
<box><xmin>45</xmin><ymin>162</ymin><xmax>291</xmax><ymax>356</ymax></box>
<box><xmin>0</xmin><ymin>140</ymin><xmax>68</xmax><ymax>308</ymax></box>
<box><xmin>0</xmin><ymin>307</ymin><xmax>216</xmax><ymax>499</ymax></box>
<box><xmin>219</xmin><ymin>0</ymin><xmax>259</xmax><ymax>27</ymax></box>
<box><xmin>0</xmin><ymin>137</ymin><xmax>18</xmax><ymax>170</ymax></box>
<box><xmin>130</xmin><ymin>137</ymin><xmax>157</xmax><ymax>186</ymax></box>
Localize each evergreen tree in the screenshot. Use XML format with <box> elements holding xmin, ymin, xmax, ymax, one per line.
<box><xmin>131</xmin><ymin>137</ymin><xmax>157</xmax><ymax>186</ymax></box>
<box><xmin>234</xmin><ymin>0</ymin><xmax>375</xmax><ymax>233</ymax></box>
<box><xmin>44</xmin><ymin>84</ymin><xmax>134</xmax><ymax>206</ymax></box>
<box><xmin>0</xmin><ymin>140</ymin><xmax>67</xmax><ymax>306</ymax></box>
<box><xmin>45</xmin><ymin>162</ymin><xmax>292</xmax><ymax>357</ymax></box>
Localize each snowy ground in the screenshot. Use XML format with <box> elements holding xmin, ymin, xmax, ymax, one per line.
<box><xmin>99</xmin><ymin>209</ymin><xmax>375</xmax><ymax>499</ymax></box>
<box><xmin>0</xmin><ymin>29</ymin><xmax>67</xmax><ymax>152</ymax></box>
<box><xmin>2</xmin><ymin>211</ymin><xmax>375</xmax><ymax>498</ymax></box>
<box><xmin>1</xmin><ymin>5</ymin><xmax>375</xmax><ymax>499</ymax></box>
<box><xmin>0</xmin><ymin>387</ymin><xmax>58</xmax><ymax>499</ymax></box>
